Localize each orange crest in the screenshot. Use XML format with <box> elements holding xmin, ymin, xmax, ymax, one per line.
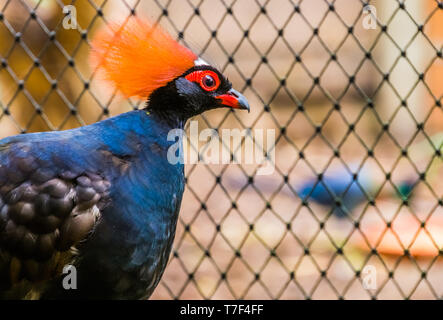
<box><xmin>90</xmin><ymin>17</ymin><xmax>197</xmax><ymax>98</ymax></box>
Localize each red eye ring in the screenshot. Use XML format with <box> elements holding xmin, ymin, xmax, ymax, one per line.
<box><xmin>185</xmin><ymin>70</ymin><xmax>220</xmax><ymax>92</ymax></box>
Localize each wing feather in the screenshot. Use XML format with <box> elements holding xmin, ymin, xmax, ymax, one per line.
<box><xmin>0</xmin><ymin>141</ymin><xmax>110</xmax><ymax>297</ymax></box>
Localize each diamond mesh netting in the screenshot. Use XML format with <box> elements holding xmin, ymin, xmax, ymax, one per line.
<box><xmin>0</xmin><ymin>0</ymin><xmax>442</xmax><ymax>299</ymax></box>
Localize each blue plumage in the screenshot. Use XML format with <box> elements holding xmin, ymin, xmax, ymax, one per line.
<box><xmin>297</xmin><ymin>167</ymin><xmax>371</xmax><ymax>218</ymax></box>
<box><xmin>0</xmin><ymin>46</ymin><xmax>249</xmax><ymax>298</ymax></box>
<box><xmin>297</xmin><ymin>166</ymin><xmax>416</xmax><ymax>218</ymax></box>
<box><xmin>0</xmin><ymin>111</ymin><xmax>185</xmax><ymax>298</ymax></box>
<box><xmin>0</xmin><ymin>60</ymin><xmax>249</xmax><ymax>299</ymax></box>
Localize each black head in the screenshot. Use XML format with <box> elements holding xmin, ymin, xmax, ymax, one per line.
<box><xmin>146</xmin><ymin>65</ymin><xmax>249</xmax><ymax>122</ymax></box>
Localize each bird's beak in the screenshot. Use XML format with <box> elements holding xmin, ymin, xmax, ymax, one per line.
<box><xmin>215</xmin><ymin>88</ymin><xmax>250</xmax><ymax>112</ymax></box>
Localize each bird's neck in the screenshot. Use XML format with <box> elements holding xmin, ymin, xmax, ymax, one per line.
<box><xmin>144</xmin><ymin>108</ymin><xmax>186</xmax><ymax>130</ymax></box>
<box><xmin>145</xmin><ymin>83</ymin><xmax>194</xmax><ymax>126</ymax></box>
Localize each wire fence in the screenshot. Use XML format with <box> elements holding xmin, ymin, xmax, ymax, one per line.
<box><xmin>0</xmin><ymin>0</ymin><xmax>442</xmax><ymax>299</ymax></box>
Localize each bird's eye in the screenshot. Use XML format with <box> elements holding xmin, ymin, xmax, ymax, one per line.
<box><xmin>203</xmin><ymin>75</ymin><xmax>215</xmax><ymax>88</ymax></box>
<box><xmin>200</xmin><ymin>73</ymin><xmax>219</xmax><ymax>91</ymax></box>
<box><xmin>185</xmin><ymin>70</ymin><xmax>221</xmax><ymax>91</ymax></box>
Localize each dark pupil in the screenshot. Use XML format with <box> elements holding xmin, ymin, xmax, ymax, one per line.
<box><xmin>203</xmin><ymin>75</ymin><xmax>215</xmax><ymax>88</ymax></box>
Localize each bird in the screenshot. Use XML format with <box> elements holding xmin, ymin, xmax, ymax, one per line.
<box><xmin>297</xmin><ymin>165</ymin><xmax>375</xmax><ymax>218</ymax></box>
<box><xmin>0</xmin><ymin>17</ymin><xmax>249</xmax><ymax>299</ymax></box>
<box><xmin>225</xmin><ymin>163</ymin><xmax>415</xmax><ymax>219</ymax></box>
<box><xmin>297</xmin><ymin>167</ymin><xmax>416</xmax><ymax>218</ymax></box>
<box><xmin>298</xmin><ymin>176</ymin><xmax>367</xmax><ymax>218</ymax></box>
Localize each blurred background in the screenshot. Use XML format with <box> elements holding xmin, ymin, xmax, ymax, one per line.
<box><xmin>0</xmin><ymin>0</ymin><xmax>442</xmax><ymax>299</ymax></box>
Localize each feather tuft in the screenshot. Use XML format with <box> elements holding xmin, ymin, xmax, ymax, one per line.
<box><xmin>90</xmin><ymin>17</ymin><xmax>197</xmax><ymax>98</ymax></box>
